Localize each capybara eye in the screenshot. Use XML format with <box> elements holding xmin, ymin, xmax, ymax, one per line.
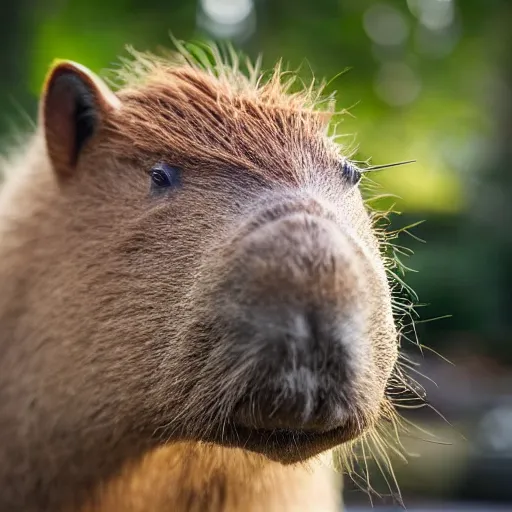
<box><xmin>340</xmin><ymin>159</ymin><xmax>361</xmax><ymax>186</ymax></box>
<box><xmin>149</xmin><ymin>163</ymin><xmax>181</xmax><ymax>192</ymax></box>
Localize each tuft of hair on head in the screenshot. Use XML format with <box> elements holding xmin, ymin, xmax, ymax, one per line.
<box><xmin>105</xmin><ymin>38</ymin><xmax>342</xmax><ymax>127</ymax></box>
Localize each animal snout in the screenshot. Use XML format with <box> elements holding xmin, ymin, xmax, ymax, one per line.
<box><xmin>213</xmin><ymin>202</ymin><xmax>374</xmax><ymax>432</ymax></box>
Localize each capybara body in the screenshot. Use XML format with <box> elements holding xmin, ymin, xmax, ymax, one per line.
<box><xmin>0</xmin><ymin>45</ymin><xmax>399</xmax><ymax>511</ymax></box>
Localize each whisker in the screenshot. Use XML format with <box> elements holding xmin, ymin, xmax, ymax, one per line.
<box><xmin>362</xmin><ymin>159</ymin><xmax>417</xmax><ymax>173</ymax></box>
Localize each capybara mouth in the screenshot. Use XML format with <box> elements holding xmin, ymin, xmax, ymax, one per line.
<box><xmin>201</xmin><ymin>420</ymin><xmax>362</xmax><ymax>463</ymax></box>
<box><xmin>223</xmin><ymin>388</ymin><xmax>366</xmax><ymax>461</ymax></box>
<box><xmin>187</xmin><ymin>383</ymin><xmax>369</xmax><ymax>463</ymax></box>
<box><xmin>232</xmin><ymin>382</ymin><xmax>351</xmax><ymax>433</ymax></box>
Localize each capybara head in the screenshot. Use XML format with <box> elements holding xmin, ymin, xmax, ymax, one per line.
<box><xmin>1</xmin><ymin>45</ymin><xmax>400</xmax><ymax>466</ymax></box>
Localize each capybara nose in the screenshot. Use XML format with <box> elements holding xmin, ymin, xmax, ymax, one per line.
<box><xmin>218</xmin><ymin>209</ymin><xmax>371</xmax><ymax>431</ymax></box>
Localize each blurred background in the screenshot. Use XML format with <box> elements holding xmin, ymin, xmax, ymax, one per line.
<box><xmin>1</xmin><ymin>0</ymin><xmax>511</xmax><ymax>510</ymax></box>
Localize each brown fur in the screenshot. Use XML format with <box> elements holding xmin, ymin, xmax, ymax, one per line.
<box><xmin>0</xmin><ymin>44</ymin><xmax>399</xmax><ymax>511</ymax></box>
<box><xmin>82</xmin><ymin>444</ymin><xmax>341</xmax><ymax>512</ymax></box>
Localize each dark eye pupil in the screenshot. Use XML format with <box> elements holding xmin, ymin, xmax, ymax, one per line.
<box><xmin>340</xmin><ymin>160</ymin><xmax>361</xmax><ymax>185</ymax></box>
<box><xmin>151</xmin><ymin>168</ymin><xmax>171</xmax><ymax>188</ymax></box>
<box><xmin>149</xmin><ymin>163</ymin><xmax>181</xmax><ymax>191</ymax></box>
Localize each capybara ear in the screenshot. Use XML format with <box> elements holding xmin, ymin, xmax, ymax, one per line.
<box><xmin>41</xmin><ymin>60</ymin><xmax>120</xmax><ymax>177</ymax></box>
